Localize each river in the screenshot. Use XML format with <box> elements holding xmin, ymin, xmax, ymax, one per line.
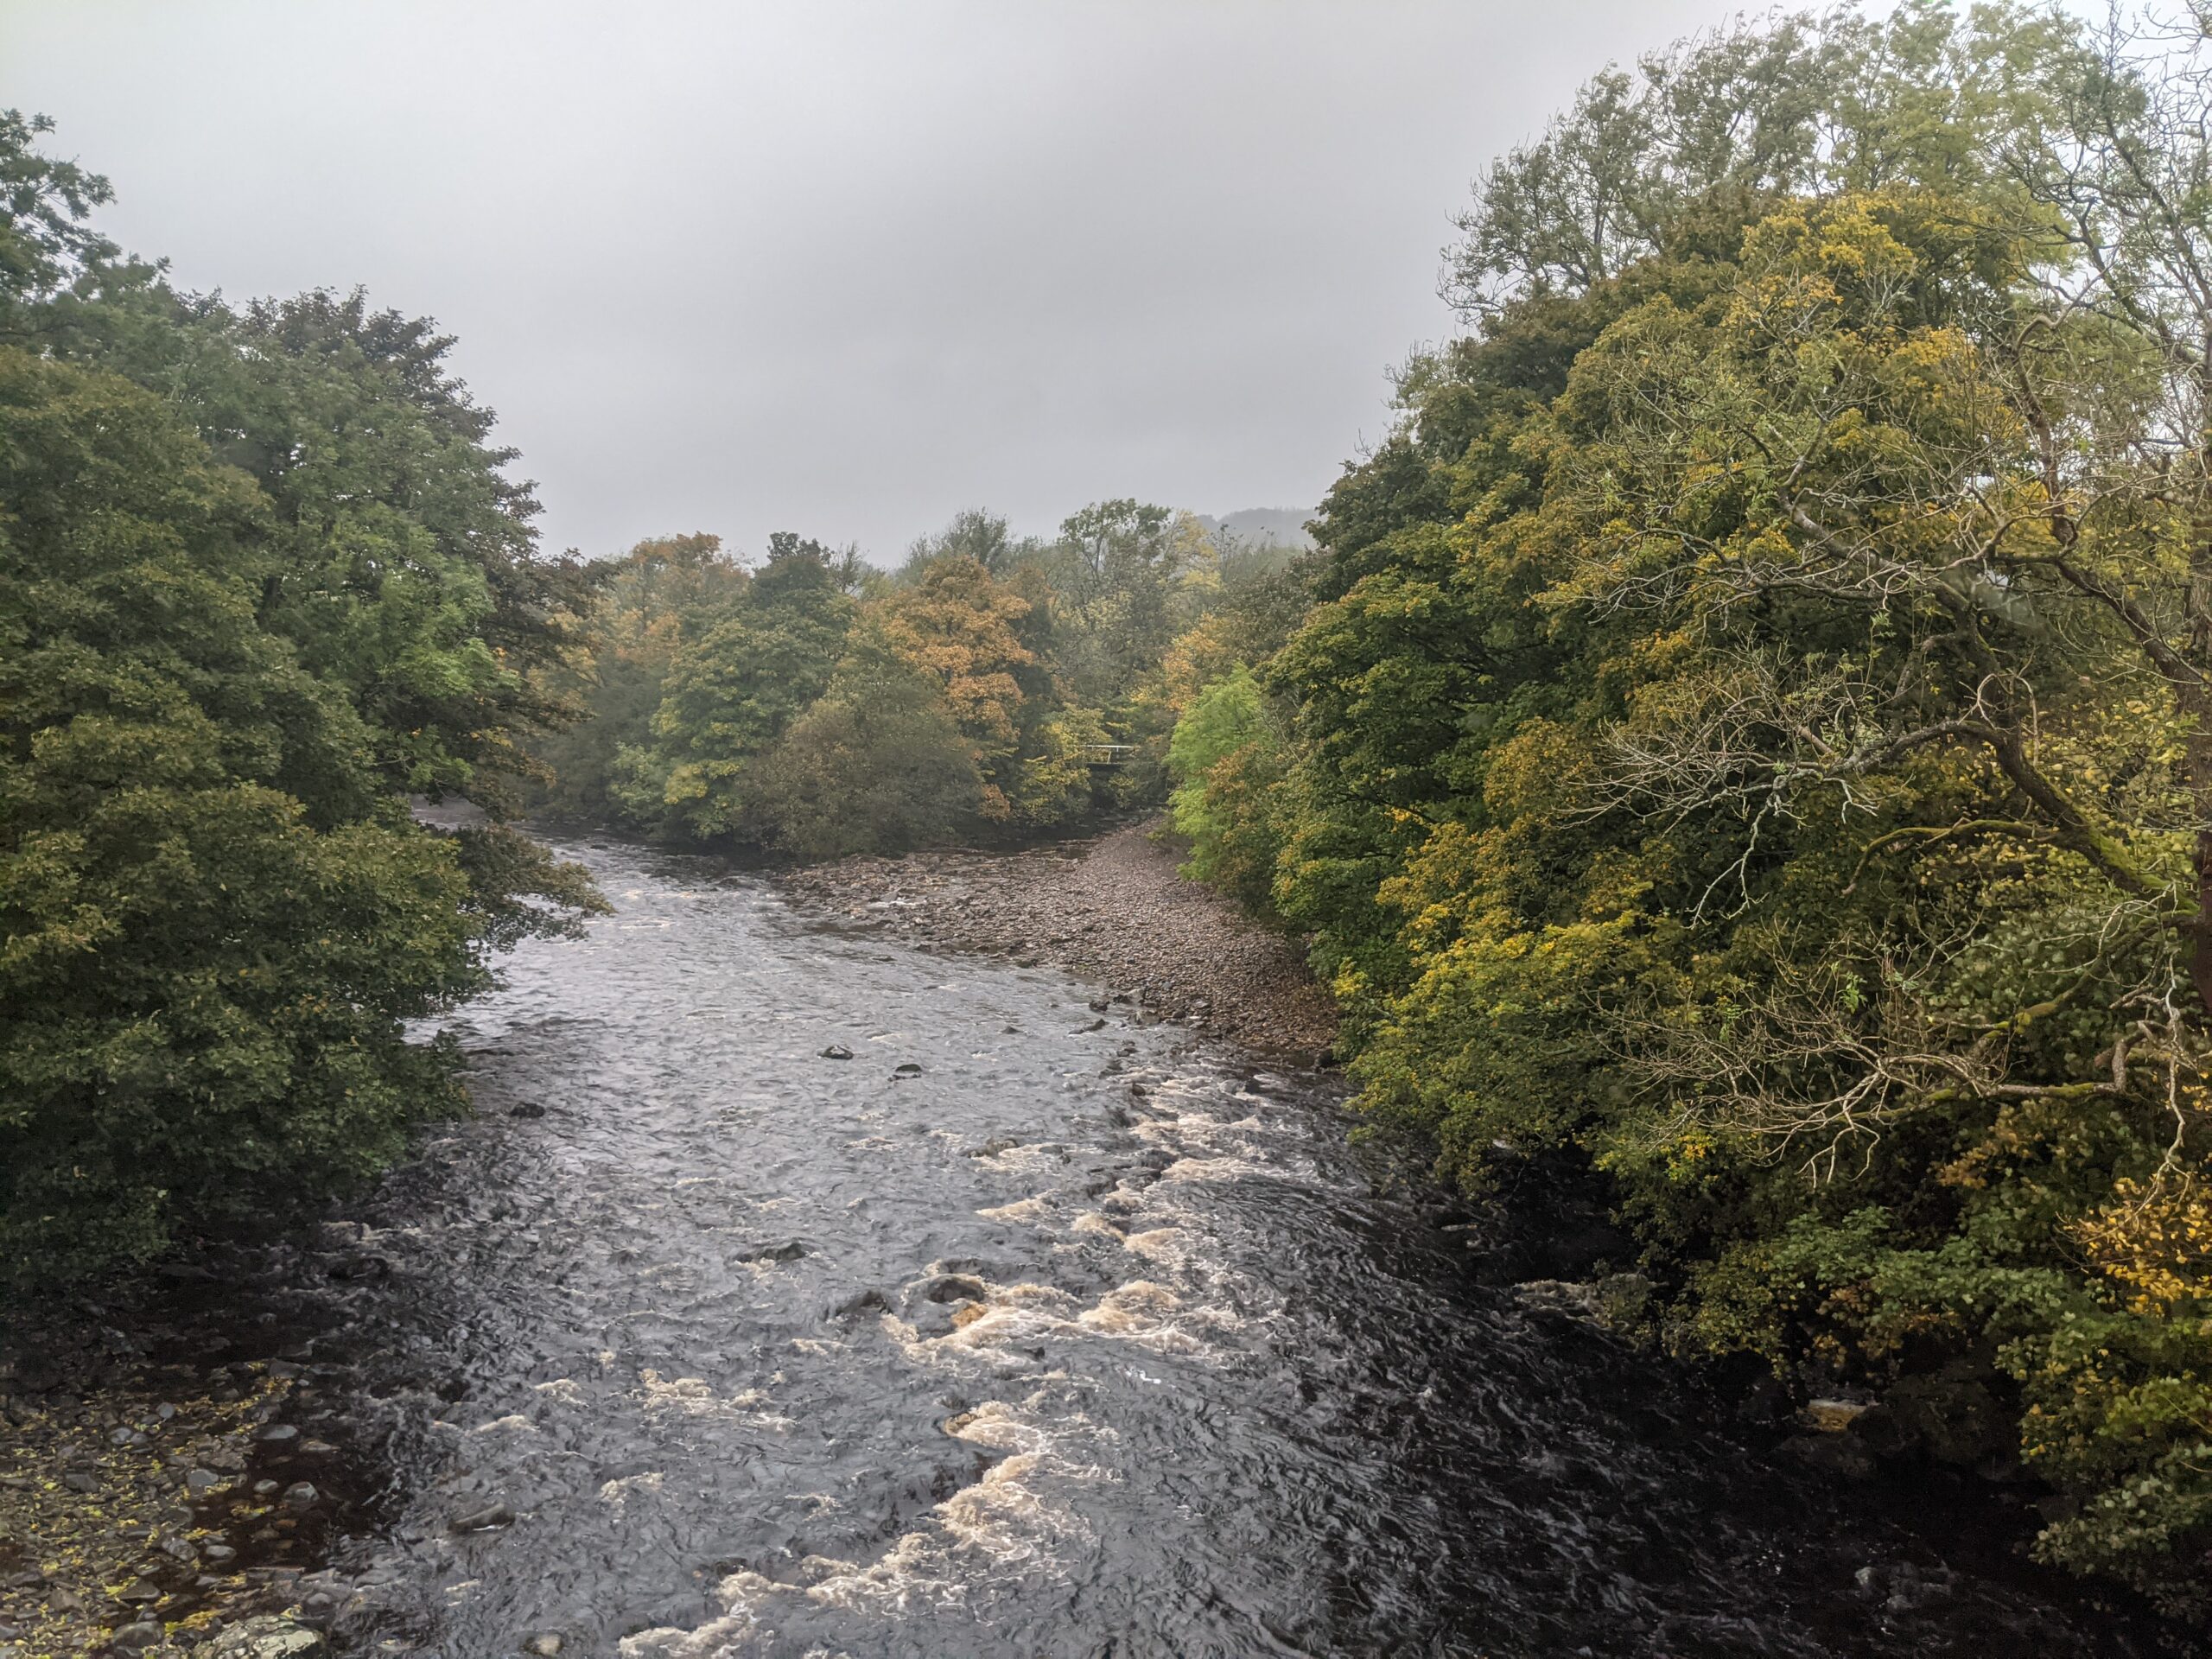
<box><xmin>214</xmin><ymin>837</ymin><xmax>2183</xmax><ymax>1657</ymax></box>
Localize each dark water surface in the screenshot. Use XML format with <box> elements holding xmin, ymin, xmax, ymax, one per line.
<box><xmin>235</xmin><ymin>840</ymin><xmax>2182</xmax><ymax>1656</ymax></box>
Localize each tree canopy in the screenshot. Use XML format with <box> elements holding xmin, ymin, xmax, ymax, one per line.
<box><xmin>1163</xmin><ymin>4</ymin><xmax>2212</xmax><ymax>1607</ymax></box>
<box><xmin>0</xmin><ymin>111</ymin><xmax>601</xmax><ymax>1287</ymax></box>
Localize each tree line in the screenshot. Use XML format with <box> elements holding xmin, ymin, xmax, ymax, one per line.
<box><xmin>15</xmin><ymin>0</ymin><xmax>2212</xmax><ymax>1615</ymax></box>
<box><xmin>523</xmin><ymin>505</ymin><xmax>1308</xmax><ymax>859</ymax></box>
<box><xmin>1161</xmin><ymin>2</ymin><xmax>2212</xmax><ymax>1610</ymax></box>
<box><xmin>0</xmin><ymin>112</ymin><xmax>602</xmax><ymax>1285</ymax></box>
<box><xmin>0</xmin><ymin>99</ymin><xmax>1315</xmax><ymax>1293</ymax></box>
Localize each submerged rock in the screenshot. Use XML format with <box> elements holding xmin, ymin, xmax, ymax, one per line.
<box><xmin>449</xmin><ymin>1501</ymin><xmax>517</xmax><ymax>1532</ymax></box>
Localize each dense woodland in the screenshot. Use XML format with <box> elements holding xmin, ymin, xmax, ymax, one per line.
<box><xmin>13</xmin><ymin>0</ymin><xmax>2212</xmax><ymax>1618</ymax></box>
<box><xmin>523</xmin><ymin>506</ymin><xmax>1309</xmax><ymax>855</ymax></box>
<box><xmin>1166</xmin><ymin>3</ymin><xmax>2212</xmax><ymax>1607</ymax></box>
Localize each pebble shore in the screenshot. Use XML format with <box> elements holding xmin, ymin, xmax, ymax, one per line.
<box><xmin>775</xmin><ymin>817</ymin><xmax>1338</xmax><ymax>1064</ymax></box>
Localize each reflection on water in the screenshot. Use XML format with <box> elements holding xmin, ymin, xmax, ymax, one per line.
<box><xmin>225</xmin><ymin>841</ymin><xmax>2182</xmax><ymax>1656</ymax></box>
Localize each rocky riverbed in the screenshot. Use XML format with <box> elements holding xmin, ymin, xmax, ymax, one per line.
<box><xmin>0</xmin><ymin>1320</ymin><xmax>344</xmax><ymax>1659</ymax></box>
<box><xmin>774</xmin><ymin>817</ymin><xmax>1337</xmax><ymax>1062</ymax></box>
<box><xmin>4</xmin><ymin>825</ymin><xmax>2199</xmax><ymax>1657</ymax></box>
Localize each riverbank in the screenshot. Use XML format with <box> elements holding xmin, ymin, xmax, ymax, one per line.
<box><xmin>774</xmin><ymin>817</ymin><xmax>1337</xmax><ymax>1064</ymax></box>
<box><xmin>0</xmin><ymin>1296</ymin><xmax>348</xmax><ymax>1659</ymax></box>
<box><xmin>7</xmin><ymin>824</ymin><xmax>2196</xmax><ymax>1656</ymax></box>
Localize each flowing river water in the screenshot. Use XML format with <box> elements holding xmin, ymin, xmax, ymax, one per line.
<box><xmin>200</xmin><ymin>838</ymin><xmax>2189</xmax><ymax>1657</ymax></box>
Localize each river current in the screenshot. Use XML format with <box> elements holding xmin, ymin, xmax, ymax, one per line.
<box><xmin>236</xmin><ymin>838</ymin><xmax>2180</xmax><ymax>1657</ymax></box>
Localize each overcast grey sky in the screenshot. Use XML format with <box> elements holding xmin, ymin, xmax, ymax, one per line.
<box><xmin>6</xmin><ymin>1</ymin><xmax>1802</xmax><ymax>563</ymax></box>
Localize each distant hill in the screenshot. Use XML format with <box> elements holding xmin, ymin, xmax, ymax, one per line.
<box><xmin>1194</xmin><ymin>507</ymin><xmax>1314</xmax><ymax>550</ymax></box>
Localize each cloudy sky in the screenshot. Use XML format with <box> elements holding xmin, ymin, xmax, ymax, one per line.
<box><xmin>8</xmin><ymin>1</ymin><xmax>1802</xmax><ymax>563</ymax></box>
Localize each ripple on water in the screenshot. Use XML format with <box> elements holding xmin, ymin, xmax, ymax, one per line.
<box><xmin>236</xmin><ymin>839</ymin><xmax>2193</xmax><ymax>1659</ymax></box>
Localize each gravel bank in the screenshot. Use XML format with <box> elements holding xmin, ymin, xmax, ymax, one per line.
<box><xmin>775</xmin><ymin>817</ymin><xmax>1338</xmax><ymax>1063</ymax></box>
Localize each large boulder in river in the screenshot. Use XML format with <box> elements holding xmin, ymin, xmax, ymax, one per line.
<box><xmin>204</xmin><ymin>1618</ymin><xmax>325</xmax><ymax>1658</ymax></box>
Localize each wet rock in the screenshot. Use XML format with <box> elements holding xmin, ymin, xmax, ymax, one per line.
<box><xmin>207</xmin><ymin>1617</ymin><xmax>326</xmax><ymax>1658</ymax></box>
<box><xmin>836</xmin><ymin>1288</ymin><xmax>891</xmax><ymax>1318</ymax></box>
<box><xmin>1855</xmin><ymin>1560</ymin><xmax>1958</xmax><ymax>1613</ymax></box>
<box><xmin>819</xmin><ymin>1044</ymin><xmax>854</xmax><ymax>1060</ymax></box>
<box><xmin>966</xmin><ymin>1137</ymin><xmax>1020</xmax><ymax>1158</ymax></box>
<box><xmin>509</xmin><ymin>1103</ymin><xmax>547</xmax><ymax>1120</ymax></box>
<box><xmin>1779</xmin><ymin>1433</ymin><xmax>1875</xmax><ymax>1480</ymax></box>
<box><xmin>1510</xmin><ymin>1275</ymin><xmax>1653</xmax><ymax>1338</ymax></box>
<box><xmin>1077</xmin><ymin>1018</ymin><xmax>1107</xmax><ymax>1032</ymax></box>
<box><xmin>737</xmin><ymin>1240</ymin><xmax>807</xmax><ymax>1263</ymax></box>
<box><xmin>522</xmin><ymin>1634</ymin><xmax>564</xmax><ymax>1655</ymax></box>
<box><xmin>449</xmin><ymin>1501</ymin><xmax>517</xmax><ymax>1532</ymax></box>
<box><xmin>1801</xmin><ymin>1398</ymin><xmax>1872</xmax><ymax>1433</ymax></box>
<box><xmin>925</xmin><ymin>1274</ymin><xmax>988</xmax><ymax>1304</ymax></box>
<box><xmin>892</xmin><ymin>1062</ymin><xmax>924</xmax><ymax>1077</ymax></box>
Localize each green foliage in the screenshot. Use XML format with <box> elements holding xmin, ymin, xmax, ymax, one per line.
<box><xmin>1153</xmin><ymin>4</ymin><xmax>2212</xmax><ymax>1609</ymax></box>
<box><xmin>530</xmin><ymin>533</ymin><xmax>747</xmax><ymax>824</ymax></box>
<box><xmin>642</xmin><ymin>534</ymin><xmax>856</xmax><ymax>839</ymax></box>
<box><xmin>1009</xmin><ymin>708</ymin><xmax>1116</xmax><ymax>830</ymax></box>
<box><xmin>743</xmin><ymin>688</ymin><xmax>982</xmax><ymax>858</ymax></box>
<box><xmin>1166</xmin><ymin>665</ymin><xmax>1291</xmax><ymax>912</ymax></box>
<box><xmin>0</xmin><ymin>109</ymin><xmax>120</xmax><ymax>340</ymax></box>
<box><xmin>0</xmin><ymin>349</ymin><xmax>484</xmax><ymax>1282</ymax></box>
<box><xmin>0</xmin><ymin>118</ymin><xmax>601</xmax><ymax>1288</ymax></box>
<box><xmin>539</xmin><ymin>501</ymin><xmax>1257</xmax><ymax>852</ymax></box>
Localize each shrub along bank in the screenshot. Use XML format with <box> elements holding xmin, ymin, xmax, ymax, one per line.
<box><xmin>1161</xmin><ymin>5</ymin><xmax>2212</xmax><ymax>1610</ymax></box>
<box><xmin>0</xmin><ymin>114</ymin><xmax>601</xmax><ymax>1290</ymax></box>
